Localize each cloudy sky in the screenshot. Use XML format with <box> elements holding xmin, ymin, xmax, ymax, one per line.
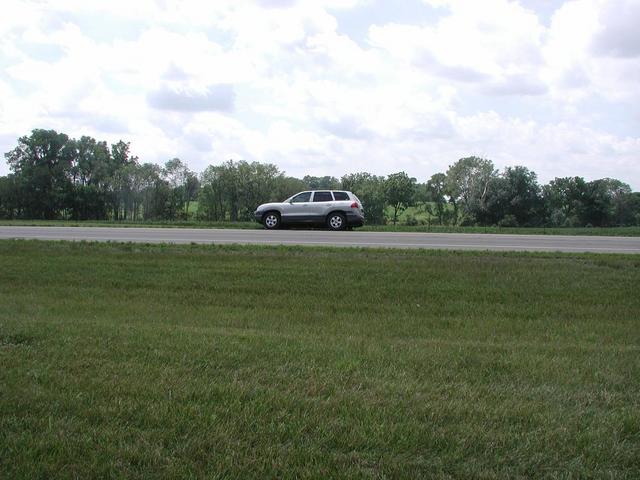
<box><xmin>1</xmin><ymin>0</ymin><xmax>639</xmax><ymax>187</ymax></box>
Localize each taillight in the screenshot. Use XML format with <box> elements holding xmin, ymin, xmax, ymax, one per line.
<box><xmin>350</xmin><ymin>202</ymin><xmax>359</xmax><ymax>209</ymax></box>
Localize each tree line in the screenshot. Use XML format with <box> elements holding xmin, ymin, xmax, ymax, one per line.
<box><xmin>1</xmin><ymin>129</ymin><xmax>639</xmax><ymax>227</ymax></box>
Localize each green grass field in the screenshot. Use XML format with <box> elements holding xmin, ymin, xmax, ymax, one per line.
<box><xmin>1</xmin><ymin>219</ymin><xmax>639</xmax><ymax>236</ymax></box>
<box><xmin>1</xmin><ymin>241</ymin><xmax>639</xmax><ymax>478</ymax></box>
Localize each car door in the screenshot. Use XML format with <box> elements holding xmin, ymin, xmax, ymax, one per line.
<box><xmin>309</xmin><ymin>191</ymin><xmax>334</xmax><ymax>222</ymax></box>
<box><xmin>281</xmin><ymin>191</ymin><xmax>313</xmax><ymax>223</ymax></box>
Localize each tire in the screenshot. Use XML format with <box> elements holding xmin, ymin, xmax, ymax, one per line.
<box><xmin>262</xmin><ymin>212</ymin><xmax>280</xmax><ymax>230</ymax></box>
<box><xmin>326</xmin><ymin>212</ymin><xmax>346</xmax><ymax>231</ymax></box>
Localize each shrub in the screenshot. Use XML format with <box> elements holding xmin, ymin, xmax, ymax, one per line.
<box><xmin>404</xmin><ymin>214</ymin><xmax>419</xmax><ymax>226</ymax></box>
<box><xmin>498</xmin><ymin>214</ymin><xmax>518</xmax><ymax>227</ymax></box>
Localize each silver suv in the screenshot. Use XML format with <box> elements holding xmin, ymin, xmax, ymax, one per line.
<box><xmin>254</xmin><ymin>190</ymin><xmax>365</xmax><ymax>230</ymax></box>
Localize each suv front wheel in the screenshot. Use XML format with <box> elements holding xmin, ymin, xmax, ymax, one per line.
<box><xmin>327</xmin><ymin>212</ymin><xmax>346</xmax><ymax>231</ymax></box>
<box><xmin>263</xmin><ymin>212</ymin><xmax>280</xmax><ymax>230</ymax></box>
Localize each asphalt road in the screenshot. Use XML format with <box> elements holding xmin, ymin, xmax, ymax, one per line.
<box><xmin>1</xmin><ymin>226</ymin><xmax>639</xmax><ymax>253</ymax></box>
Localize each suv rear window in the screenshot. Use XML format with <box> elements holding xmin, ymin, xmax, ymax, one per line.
<box><xmin>313</xmin><ymin>191</ymin><xmax>333</xmax><ymax>202</ymax></box>
<box><xmin>333</xmin><ymin>191</ymin><xmax>349</xmax><ymax>201</ymax></box>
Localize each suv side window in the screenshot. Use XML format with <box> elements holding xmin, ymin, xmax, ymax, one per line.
<box><xmin>312</xmin><ymin>191</ymin><xmax>333</xmax><ymax>202</ymax></box>
<box><xmin>291</xmin><ymin>192</ymin><xmax>312</xmax><ymax>203</ymax></box>
<box><xmin>333</xmin><ymin>191</ymin><xmax>349</xmax><ymax>201</ymax></box>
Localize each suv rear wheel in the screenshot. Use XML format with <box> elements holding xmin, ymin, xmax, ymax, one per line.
<box><xmin>263</xmin><ymin>212</ymin><xmax>280</xmax><ymax>230</ymax></box>
<box><xmin>327</xmin><ymin>212</ymin><xmax>346</xmax><ymax>231</ymax></box>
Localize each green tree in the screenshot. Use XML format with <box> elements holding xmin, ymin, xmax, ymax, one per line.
<box><xmin>198</xmin><ymin>160</ymin><xmax>285</xmax><ymax>221</ymax></box>
<box><xmin>236</xmin><ymin>161</ymin><xmax>282</xmax><ymax>221</ymax></box>
<box><xmin>481</xmin><ymin>166</ymin><xmax>542</xmax><ymax>226</ymax></box>
<box><xmin>107</xmin><ymin>141</ymin><xmax>138</xmax><ymax>220</ymax></box>
<box><xmin>581</xmin><ymin>178</ymin><xmax>631</xmax><ymax>227</ymax></box>
<box><xmin>198</xmin><ymin>161</ymin><xmax>239</xmax><ymax>221</ymax></box>
<box><xmin>74</xmin><ymin>136</ymin><xmax>112</xmax><ymax>188</ymax></box>
<box><xmin>445</xmin><ymin>157</ymin><xmax>497</xmax><ymax>225</ymax></box>
<box><xmin>341</xmin><ymin>172</ymin><xmax>386</xmax><ymax>224</ymax></box>
<box><xmin>543</xmin><ymin>177</ymin><xmax>587</xmax><ymax>227</ymax></box>
<box><xmin>198</xmin><ymin>165</ymin><xmax>226</xmax><ymax>221</ymax></box>
<box><xmin>384</xmin><ymin>171</ymin><xmax>416</xmax><ymax>225</ymax></box>
<box><xmin>425</xmin><ymin>173</ymin><xmax>448</xmax><ymax>225</ymax></box>
<box><xmin>0</xmin><ymin>175</ymin><xmax>21</xmax><ymax>219</ymax></box>
<box><xmin>5</xmin><ymin>129</ymin><xmax>75</xmax><ymax>219</ymax></box>
<box><xmin>303</xmin><ymin>175</ymin><xmax>340</xmax><ymax>190</ymax></box>
<box><xmin>164</xmin><ymin>158</ymin><xmax>199</xmax><ymax>220</ymax></box>
<box><xmin>616</xmin><ymin>192</ymin><xmax>640</xmax><ymax>226</ymax></box>
<box><xmin>134</xmin><ymin>163</ymin><xmax>164</xmax><ymax>220</ymax></box>
<box><xmin>274</xmin><ymin>176</ymin><xmax>308</xmax><ymax>202</ymax></box>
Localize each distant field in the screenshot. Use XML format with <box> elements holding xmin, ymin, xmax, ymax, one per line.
<box><xmin>1</xmin><ymin>219</ymin><xmax>639</xmax><ymax>236</ymax></box>
<box><xmin>1</xmin><ymin>241</ymin><xmax>639</xmax><ymax>478</ymax></box>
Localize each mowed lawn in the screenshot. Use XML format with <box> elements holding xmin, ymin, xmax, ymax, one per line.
<box><xmin>1</xmin><ymin>241</ymin><xmax>639</xmax><ymax>479</ymax></box>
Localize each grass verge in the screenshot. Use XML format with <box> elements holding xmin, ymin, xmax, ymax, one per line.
<box><xmin>1</xmin><ymin>241</ymin><xmax>639</xmax><ymax>478</ymax></box>
<box><xmin>360</xmin><ymin>224</ymin><xmax>640</xmax><ymax>236</ymax></box>
<box><xmin>0</xmin><ymin>219</ymin><xmax>260</xmax><ymax>229</ymax></box>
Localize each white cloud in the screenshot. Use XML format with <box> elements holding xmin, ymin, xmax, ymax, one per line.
<box><xmin>147</xmin><ymin>84</ymin><xmax>235</xmax><ymax>112</ymax></box>
<box><xmin>592</xmin><ymin>0</ymin><xmax>640</xmax><ymax>58</ymax></box>
<box><xmin>543</xmin><ymin>0</ymin><xmax>640</xmax><ymax>104</ymax></box>
<box><xmin>370</xmin><ymin>0</ymin><xmax>546</xmax><ymax>89</ymax></box>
